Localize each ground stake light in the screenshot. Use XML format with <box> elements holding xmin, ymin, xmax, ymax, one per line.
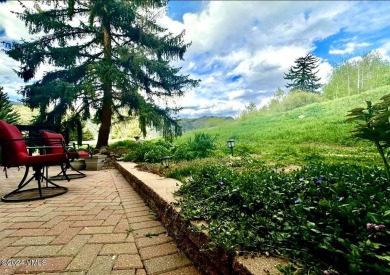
<box><xmin>227</xmin><ymin>139</ymin><xmax>235</xmax><ymax>156</ymax></box>
<box><xmin>161</xmin><ymin>156</ymin><xmax>171</xmax><ymax>168</ymax></box>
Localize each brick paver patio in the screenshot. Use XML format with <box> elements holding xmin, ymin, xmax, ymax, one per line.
<box><xmin>0</xmin><ymin>166</ymin><xmax>199</xmax><ymax>274</ymax></box>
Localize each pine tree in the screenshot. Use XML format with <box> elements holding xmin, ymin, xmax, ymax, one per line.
<box><xmin>0</xmin><ymin>86</ymin><xmax>20</xmax><ymax>124</ymax></box>
<box><xmin>6</xmin><ymin>0</ymin><xmax>199</xmax><ymax>147</ymax></box>
<box><xmin>284</xmin><ymin>54</ymin><xmax>321</xmax><ymax>93</ymax></box>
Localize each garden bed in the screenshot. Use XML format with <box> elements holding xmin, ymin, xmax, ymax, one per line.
<box><xmin>115</xmin><ymin>161</ymin><xmax>286</xmax><ymax>275</ymax></box>
<box><xmin>127</xmin><ymin>160</ymin><xmax>388</xmax><ymax>273</ymax></box>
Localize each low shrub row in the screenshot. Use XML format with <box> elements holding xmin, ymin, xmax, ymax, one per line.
<box><xmin>110</xmin><ymin>132</ymin><xmax>219</xmax><ymax>163</ymax></box>
<box><xmin>175</xmin><ymin>162</ymin><xmax>390</xmax><ymax>274</ymax></box>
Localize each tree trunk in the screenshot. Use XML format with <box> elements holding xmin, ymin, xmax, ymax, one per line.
<box><xmin>96</xmin><ymin>15</ymin><xmax>113</xmax><ymax>149</ymax></box>
<box><xmin>357</xmin><ymin>65</ymin><xmax>360</xmax><ymax>92</ymax></box>
<box><xmin>96</xmin><ymin>93</ymin><xmax>112</xmax><ymax>148</ymax></box>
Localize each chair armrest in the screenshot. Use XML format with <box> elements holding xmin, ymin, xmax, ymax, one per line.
<box><xmin>2</xmin><ymin>137</ymin><xmax>62</xmax><ymax>149</ymax></box>
<box><xmin>1</xmin><ymin>137</ymin><xmax>71</xmax><ymax>160</ymax></box>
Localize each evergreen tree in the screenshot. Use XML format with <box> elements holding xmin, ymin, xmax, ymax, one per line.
<box><xmin>6</xmin><ymin>0</ymin><xmax>199</xmax><ymax>148</ymax></box>
<box><xmin>0</xmin><ymin>86</ymin><xmax>20</xmax><ymax>124</ymax></box>
<box><xmin>284</xmin><ymin>54</ymin><xmax>321</xmax><ymax>93</ymax></box>
<box><xmin>239</xmin><ymin>101</ymin><xmax>257</xmax><ymax>119</ymax></box>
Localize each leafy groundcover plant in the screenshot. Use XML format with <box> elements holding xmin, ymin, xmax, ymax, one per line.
<box><xmin>176</xmin><ymin>163</ymin><xmax>389</xmax><ymax>274</ymax></box>
<box><xmin>347</xmin><ymin>95</ymin><xmax>390</xmax><ymax>182</ymax></box>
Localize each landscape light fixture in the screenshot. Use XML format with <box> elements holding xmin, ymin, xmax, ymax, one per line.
<box><xmin>161</xmin><ymin>156</ymin><xmax>171</xmax><ymax>168</ymax></box>
<box><xmin>134</xmin><ymin>136</ymin><xmax>140</xmax><ymax>143</ymax></box>
<box><xmin>227</xmin><ymin>139</ymin><xmax>235</xmax><ymax>156</ymax></box>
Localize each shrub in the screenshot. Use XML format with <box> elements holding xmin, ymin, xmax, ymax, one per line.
<box><xmin>110</xmin><ymin>139</ymin><xmax>138</xmax><ymax>149</ymax></box>
<box><xmin>110</xmin><ymin>140</ymin><xmax>138</xmax><ymax>159</ymax></box>
<box><xmin>118</xmin><ymin>140</ymin><xmax>173</xmax><ymax>163</ymax></box>
<box><xmin>281</xmin><ymin>90</ymin><xmax>323</xmax><ymax>111</ymax></box>
<box><xmin>172</xmin><ymin>145</ymin><xmax>193</xmax><ymax>161</ymax></box>
<box><xmin>154</xmin><ymin>139</ymin><xmax>174</xmax><ymax>150</ymax></box>
<box><xmin>144</xmin><ymin>145</ymin><xmax>170</xmax><ymax>163</ymax></box>
<box><xmin>264</xmin><ymin>90</ymin><xmax>323</xmax><ymax>113</ymax></box>
<box><xmin>129</xmin><ymin>141</ymin><xmax>154</xmax><ymax>162</ymax></box>
<box><xmin>172</xmin><ymin>132</ymin><xmax>217</xmax><ymax>161</ymax></box>
<box><xmin>176</xmin><ymin>162</ymin><xmax>390</xmax><ymax>274</ymax></box>
<box><xmin>347</xmin><ymin>94</ymin><xmax>390</xmax><ymax>182</ymax></box>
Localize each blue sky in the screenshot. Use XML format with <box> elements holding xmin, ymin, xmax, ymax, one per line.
<box><xmin>1</xmin><ymin>1</ymin><xmax>390</xmax><ymax>118</ymax></box>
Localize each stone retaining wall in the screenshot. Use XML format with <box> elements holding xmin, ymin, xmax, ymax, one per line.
<box><xmin>115</xmin><ymin>161</ymin><xmax>284</xmax><ymax>275</ymax></box>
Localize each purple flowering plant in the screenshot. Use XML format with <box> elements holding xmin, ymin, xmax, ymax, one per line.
<box><xmin>176</xmin><ymin>162</ymin><xmax>390</xmax><ymax>274</ymax></box>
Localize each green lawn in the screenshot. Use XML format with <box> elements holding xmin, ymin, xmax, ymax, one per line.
<box><xmin>175</xmin><ymin>85</ymin><xmax>390</xmax><ymax>167</ymax></box>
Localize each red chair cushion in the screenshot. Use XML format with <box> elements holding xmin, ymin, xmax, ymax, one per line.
<box><xmin>40</xmin><ymin>132</ymin><xmax>65</xmax><ymax>155</ymax></box>
<box><xmin>0</xmin><ymin>122</ymin><xmax>68</xmax><ymax>167</ymax></box>
<box><xmin>23</xmin><ymin>152</ymin><xmax>68</xmax><ymax>166</ymax></box>
<box><xmin>0</xmin><ymin>120</ymin><xmax>29</xmax><ymax>166</ymax></box>
<box><xmin>77</xmin><ymin>151</ymin><xmax>89</xmax><ymax>158</ymax></box>
<box><xmin>41</xmin><ymin>132</ymin><xmax>90</xmax><ymax>159</ymax></box>
<box><xmin>68</xmin><ymin>152</ymin><xmax>78</xmax><ymax>159</ymax></box>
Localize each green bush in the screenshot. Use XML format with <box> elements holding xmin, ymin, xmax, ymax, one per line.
<box><xmin>127</xmin><ymin>141</ymin><xmax>154</xmax><ymax>162</ymax></box>
<box><xmin>110</xmin><ymin>140</ymin><xmax>138</xmax><ymax>149</ymax></box>
<box><xmin>144</xmin><ymin>145</ymin><xmax>170</xmax><ymax>163</ymax></box>
<box><xmin>110</xmin><ymin>140</ymin><xmax>138</xmax><ymax>159</ymax></box>
<box><xmin>172</xmin><ymin>132</ymin><xmax>217</xmax><ymax>161</ymax></box>
<box><xmin>347</xmin><ymin>94</ymin><xmax>390</xmax><ymax>182</ymax></box>
<box><xmin>265</xmin><ymin>90</ymin><xmax>323</xmax><ymax>113</ymax></box>
<box><xmin>117</xmin><ymin>140</ymin><xmax>173</xmax><ymax>163</ymax></box>
<box><xmin>176</xmin><ymin>162</ymin><xmax>390</xmax><ymax>274</ymax></box>
<box><xmin>172</xmin><ymin>145</ymin><xmax>193</xmax><ymax>161</ymax></box>
<box><xmin>281</xmin><ymin>90</ymin><xmax>323</xmax><ymax>111</ymax></box>
<box><xmin>154</xmin><ymin>139</ymin><xmax>174</xmax><ymax>150</ymax></box>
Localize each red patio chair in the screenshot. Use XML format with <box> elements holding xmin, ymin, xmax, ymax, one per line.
<box><xmin>40</xmin><ymin>131</ymin><xmax>92</xmax><ymax>180</ymax></box>
<box><xmin>0</xmin><ymin>120</ymin><xmax>69</xmax><ymax>202</ymax></box>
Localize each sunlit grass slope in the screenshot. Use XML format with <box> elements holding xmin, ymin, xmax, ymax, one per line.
<box><xmin>176</xmin><ymin>86</ymin><xmax>390</xmax><ymax>166</ymax></box>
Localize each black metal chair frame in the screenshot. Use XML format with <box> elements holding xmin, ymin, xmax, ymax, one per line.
<box><xmin>40</xmin><ymin>131</ymin><xmax>93</xmax><ymax>181</ymax></box>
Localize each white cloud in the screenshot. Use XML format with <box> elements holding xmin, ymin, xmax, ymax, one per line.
<box><xmin>329</xmin><ymin>42</ymin><xmax>370</xmax><ymax>55</ymax></box>
<box><xmin>0</xmin><ymin>2</ymin><xmax>39</xmax><ymax>100</ymax></box>
<box><xmin>376</xmin><ymin>44</ymin><xmax>390</xmax><ymax>62</ymax></box>
<box><xmin>179</xmin><ymin>1</ymin><xmax>351</xmax><ymax>53</ymax></box>
<box><xmin>0</xmin><ymin>51</ymin><xmax>26</xmax><ymax>100</ymax></box>
<box><xmin>337</xmin><ymin>1</ymin><xmax>390</xmax><ymax>34</ymax></box>
<box><xmin>0</xmin><ymin>1</ymin><xmax>35</xmax><ymax>42</ymax></box>
<box><xmin>2</xmin><ymin>1</ymin><xmax>390</xmax><ymax>118</ymax></box>
<box><xmin>158</xmin><ymin>1</ymin><xmax>354</xmax><ymax>117</ymax></box>
<box><xmin>228</xmin><ymin>90</ymin><xmax>246</xmax><ymax>101</ymax></box>
<box><xmin>317</xmin><ymin>61</ymin><xmax>333</xmax><ymax>85</ymax></box>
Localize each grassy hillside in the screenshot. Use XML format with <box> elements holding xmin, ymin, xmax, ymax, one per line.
<box><xmin>12</xmin><ymin>104</ymin><xmax>39</xmax><ymax>124</ymax></box>
<box><xmin>179</xmin><ymin>116</ymin><xmax>234</xmax><ymax>132</ymax></box>
<box><xmin>175</xmin><ymin>86</ymin><xmax>390</xmax><ymax>166</ymax></box>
